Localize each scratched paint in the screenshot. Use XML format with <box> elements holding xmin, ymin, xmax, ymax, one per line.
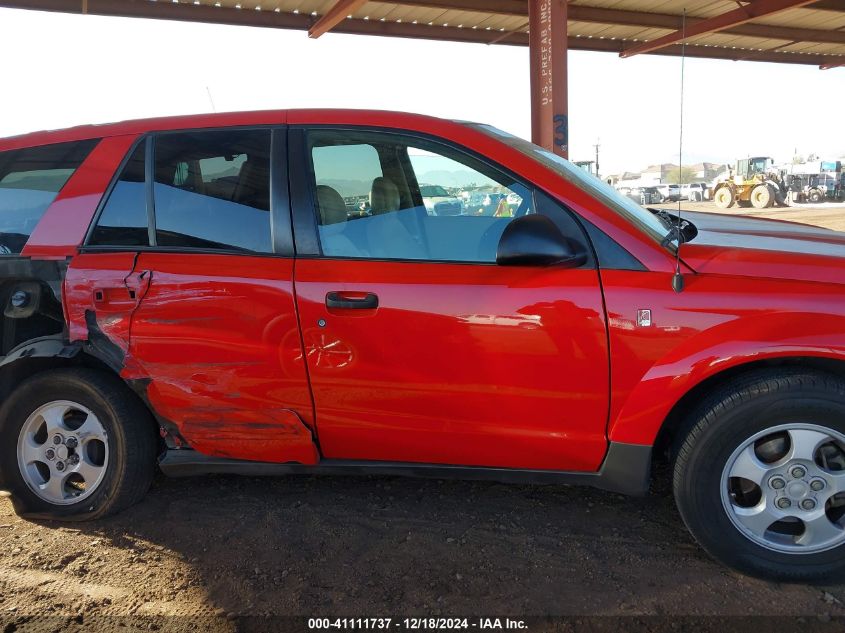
<box><xmin>124</xmin><ymin>252</ymin><xmax>318</xmax><ymax>464</ymax></box>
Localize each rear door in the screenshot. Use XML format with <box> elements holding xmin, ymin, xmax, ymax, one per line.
<box><xmin>82</xmin><ymin>127</ymin><xmax>317</xmax><ymax>464</ymax></box>
<box><xmin>66</xmin><ymin>139</ymin><xmax>150</xmax><ymax>366</ymax></box>
<box><xmin>289</xmin><ymin>127</ymin><xmax>610</xmax><ymax>472</ymax></box>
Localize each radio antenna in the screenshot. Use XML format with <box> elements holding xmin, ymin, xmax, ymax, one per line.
<box><xmin>206</xmin><ymin>86</ymin><xmax>217</xmax><ymax>113</ymax></box>
<box><xmin>672</xmin><ymin>9</ymin><xmax>687</xmax><ymax>294</ymax></box>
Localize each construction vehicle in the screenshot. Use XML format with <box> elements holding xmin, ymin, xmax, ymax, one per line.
<box><xmin>711</xmin><ymin>157</ymin><xmax>787</xmax><ymax>209</ymax></box>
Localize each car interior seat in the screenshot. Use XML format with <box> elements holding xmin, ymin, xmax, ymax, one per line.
<box><xmin>369</xmin><ymin>176</ymin><xmax>401</xmax><ymax>215</ymax></box>
<box><xmin>367</xmin><ymin>176</ymin><xmax>427</xmax><ymax>259</ymax></box>
<box><xmin>233</xmin><ymin>157</ymin><xmax>270</xmax><ymax>210</ymax></box>
<box><xmin>316</xmin><ymin>185</ymin><xmax>348</xmax><ymax>225</ymax></box>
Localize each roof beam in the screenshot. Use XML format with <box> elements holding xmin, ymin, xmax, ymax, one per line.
<box><xmin>308</xmin><ymin>0</ymin><xmax>367</xmax><ymax>38</ymax></box>
<box><xmin>569</xmin><ymin>5</ymin><xmax>845</xmax><ymax>45</ymax></box>
<box><xmin>383</xmin><ymin>0</ymin><xmax>845</xmax><ymax>45</ymax></box>
<box><xmin>0</xmin><ymin>0</ymin><xmax>842</xmax><ymax>67</ymax></box>
<box><xmin>619</xmin><ymin>0</ymin><xmax>821</xmax><ymax>58</ymax></box>
<box><xmin>3</xmin><ymin>0</ymin><xmax>843</xmax><ymax>46</ymax></box>
<box><xmin>812</xmin><ymin>0</ymin><xmax>845</xmax><ymax>11</ymax></box>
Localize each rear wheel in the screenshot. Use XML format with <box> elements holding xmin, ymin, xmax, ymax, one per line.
<box><xmin>0</xmin><ymin>368</ymin><xmax>157</xmax><ymax>520</ymax></box>
<box><xmin>713</xmin><ymin>186</ymin><xmax>735</xmax><ymax>208</ymax></box>
<box><xmin>673</xmin><ymin>369</ymin><xmax>845</xmax><ymax>581</ymax></box>
<box><xmin>808</xmin><ymin>189</ymin><xmax>823</xmax><ymax>204</ymax></box>
<box><xmin>750</xmin><ymin>184</ymin><xmax>773</xmax><ymax>209</ymax></box>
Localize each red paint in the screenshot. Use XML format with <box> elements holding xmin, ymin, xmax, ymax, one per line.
<box><xmin>602</xmin><ymin>270</ymin><xmax>845</xmax><ymax>445</ymax></box>
<box><xmin>124</xmin><ymin>253</ymin><xmax>317</xmax><ymax>464</ymax></box>
<box><xmin>6</xmin><ymin>109</ymin><xmax>845</xmax><ymax>475</ymax></box>
<box><xmin>22</xmin><ymin>135</ymin><xmax>139</xmax><ymax>259</ymax></box>
<box><xmin>294</xmin><ymin>259</ymin><xmax>608</xmax><ymax>470</ymax></box>
<box><xmin>64</xmin><ymin>252</ymin><xmax>141</xmax><ymax>358</ymax></box>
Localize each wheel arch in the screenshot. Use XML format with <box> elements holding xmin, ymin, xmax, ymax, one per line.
<box><xmin>0</xmin><ymin>336</ymin><xmax>164</xmax><ymax>448</ymax></box>
<box><xmin>651</xmin><ymin>355</ymin><xmax>845</xmax><ymax>465</ymax></box>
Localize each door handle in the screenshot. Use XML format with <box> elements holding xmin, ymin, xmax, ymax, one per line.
<box><xmin>325</xmin><ymin>291</ymin><xmax>379</xmax><ymax>310</ymax></box>
<box><xmin>92</xmin><ymin>286</ymin><xmax>137</xmax><ymax>311</ymax></box>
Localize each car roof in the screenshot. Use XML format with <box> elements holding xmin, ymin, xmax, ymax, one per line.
<box><xmin>0</xmin><ymin>109</ymin><xmax>455</xmax><ymax>152</ymax></box>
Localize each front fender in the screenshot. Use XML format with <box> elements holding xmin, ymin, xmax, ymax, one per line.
<box><xmin>607</xmin><ymin>310</ymin><xmax>845</xmax><ymax>445</ymax></box>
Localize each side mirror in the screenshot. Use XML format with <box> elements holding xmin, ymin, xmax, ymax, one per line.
<box><xmin>496</xmin><ymin>214</ymin><xmax>587</xmax><ymax>268</ymax></box>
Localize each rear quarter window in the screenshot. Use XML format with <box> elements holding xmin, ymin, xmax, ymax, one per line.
<box><xmin>0</xmin><ymin>139</ymin><xmax>98</xmax><ymax>253</ymax></box>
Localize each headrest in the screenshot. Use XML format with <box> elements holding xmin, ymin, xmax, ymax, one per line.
<box><xmin>234</xmin><ymin>158</ymin><xmax>270</xmax><ymax>210</ymax></box>
<box><xmin>370</xmin><ymin>176</ymin><xmax>400</xmax><ymax>215</ymax></box>
<box><xmin>316</xmin><ymin>185</ymin><xmax>348</xmax><ymax>225</ymax></box>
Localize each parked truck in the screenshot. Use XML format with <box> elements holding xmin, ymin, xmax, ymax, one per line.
<box><xmin>782</xmin><ymin>160</ymin><xmax>844</xmax><ymax>204</ymax></box>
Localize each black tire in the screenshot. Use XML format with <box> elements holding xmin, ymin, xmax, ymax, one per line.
<box><xmin>673</xmin><ymin>369</ymin><xmax>845</xmax><ymax>582</ymax></box>
<box><xmin>0</xmin><ymin>368</ymin><xmax>157</xmax><ymax>520</ymax></box>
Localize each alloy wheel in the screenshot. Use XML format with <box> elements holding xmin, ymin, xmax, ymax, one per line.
<box><xmin>721</xmin><ymin>423</ymin><xmax>845</xmax><ymax>554</ymax></box>
<box><xmin>16</xmin><ymin>400</ymin><xmax>109</xmax><ymax>505</ymax></box>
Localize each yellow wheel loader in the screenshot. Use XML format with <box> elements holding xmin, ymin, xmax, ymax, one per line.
<box><xmin>712</xmin><ymin>157</ymin><xmax>787</xmax><ymax>210</ymax></box>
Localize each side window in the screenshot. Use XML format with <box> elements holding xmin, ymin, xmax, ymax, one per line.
<box><xmin>153</xmin><ymin>129</ymin><xmax>272</xmax><ymax>253</ymax></box>
<box><xmin>89</xmin><ymin>142</ymin><xmax>148</xmax><ymax>246</ymax></box>
<box><xmin>307</xmin><ymin>130</ymin><xmax>533</xmax><ymax>263</ymax></box>
<box><xmin>0</xmin><ymin>139</ymin><xmax>98</xmax><ymax>253</ymax></box>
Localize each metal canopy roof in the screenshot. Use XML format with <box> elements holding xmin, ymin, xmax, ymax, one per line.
<box><xmin>3</xmin><ymin>0</ymin><xmax>845</xmax><ymax>68</ymax></box>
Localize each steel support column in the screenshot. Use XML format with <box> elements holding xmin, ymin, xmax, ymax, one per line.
<box><xmin>529</xmin><ymin>0</ymin><xmax>568</xmax><ymax>158</ymax></box>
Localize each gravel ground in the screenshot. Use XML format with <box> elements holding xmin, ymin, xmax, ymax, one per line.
<box><xmin>2</xmin><ymin>201</ymin><xmax>844</xmax><ymax>632</ymax></box>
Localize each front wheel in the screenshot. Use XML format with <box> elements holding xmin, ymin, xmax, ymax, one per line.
<box><xmin>673</xmin><ymin>369</ymin><xmax>845</xmax><ymax>581</ymax></box>
<box><xmin>713</xmin><ymin>186</ymin><xmax>735</xmax><ymax>208</ymax></box>
<box><xmin>0</xmin><ymin>368</ymin><xmax>158</xmax><ymax>520</ymax></box>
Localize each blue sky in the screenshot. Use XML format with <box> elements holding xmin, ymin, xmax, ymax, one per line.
<box><xmin>0</xmin><ymin>6</ymin><xmax>843</xmax><ymax>175</ymax></box>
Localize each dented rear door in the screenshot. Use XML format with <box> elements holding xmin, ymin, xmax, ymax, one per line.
<box><xmin>76</xmin><ymin>125</ymin><xmax>317</xmax><ymax>464</ymax></box>
<box><xmin>65</xmin><ymin>252</ymin><xmax>149</xmax><ymax>371</ymax></box>
<box><xmin>66</xmin><ymin>140</ymin><xmax>151</xmax><ymax>374</ymax></box>
<box><xmin>126</xmin><ymin>127</ymin><xmax>316</xmax><ymax>463</ymax></box>
<box><xmin>127</xmin><ymin>252</ymin><xmax>316</xmax><ymax>462</ymax></box>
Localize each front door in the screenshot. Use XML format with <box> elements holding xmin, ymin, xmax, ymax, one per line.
<box><xmin>290</xmin><ymin>128</ymin><xmax>609</xmax><ymax>472</ymax></box>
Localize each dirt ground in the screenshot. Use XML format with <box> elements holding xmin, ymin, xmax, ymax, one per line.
<box><xmin>2</xmin><ymin>202</ymin><xmax>845</xmax><ymax>632</ymax></box>
<box><xmin>2</xmin><ymin>469</ymin><xmax>845</xmax><ymax>631</ymax></box>
<box><xmin>652</xmin><ymin>199</ymin><xmax>845</xmax><ymax>233</ymax></box>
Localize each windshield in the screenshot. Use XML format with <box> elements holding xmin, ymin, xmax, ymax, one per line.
<box><xmin>468</xmin><ymin>124</ymin><xmax>669</xmax><ymax>243</ymax></box>
<box><xmin>420</xmin><ymin>184</ymin><xmax>450</xmax><ymax>197</ymax></box>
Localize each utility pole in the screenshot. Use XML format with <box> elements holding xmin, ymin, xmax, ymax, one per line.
<box><xmin>593</xmin><ymin>139</ymin><xmax>600</xmax><ymax>177</ymax></box>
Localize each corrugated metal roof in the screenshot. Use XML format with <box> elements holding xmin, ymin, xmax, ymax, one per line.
<box><xmin>2</xmin><ymin>0</ymin><xmax>843</xmax><ymax>67</ymax></box>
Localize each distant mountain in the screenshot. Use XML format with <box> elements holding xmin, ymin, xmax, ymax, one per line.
<box><xmin>418</xmin><ymin>169</ymin><xmax>496</xmax><ymax>188</ymax></box>
<box><xmin>320</xmin><ymin>171</ymin><xmax>498</xmax><ymax>196</ymax></box>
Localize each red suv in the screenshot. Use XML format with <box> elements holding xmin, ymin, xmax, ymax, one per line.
<box><xmin>0</xmin><ymin>110</ymin><xmax>843</xmax><ymax>581</ymax></box>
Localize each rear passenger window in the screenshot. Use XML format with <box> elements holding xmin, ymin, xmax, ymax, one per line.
<box><xmin>0</xmin><ymin>139</ymin><xmax>97</xmax><ymax>253</ymax></box>
<box><xmin>89</xmin><ymin>142</ymin><xmax>148</xmax><ymax>246</ymax></box>
<box><xmin>153</xmin><ymin>130</ymin><xmax>272</xmax><ymax>252</ymax></box>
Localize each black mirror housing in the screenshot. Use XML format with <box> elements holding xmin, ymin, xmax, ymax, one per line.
<box><xmin>496</xmin><ymin>214</ymin><xmax>587</xmax><ymax>268</ymax></box>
